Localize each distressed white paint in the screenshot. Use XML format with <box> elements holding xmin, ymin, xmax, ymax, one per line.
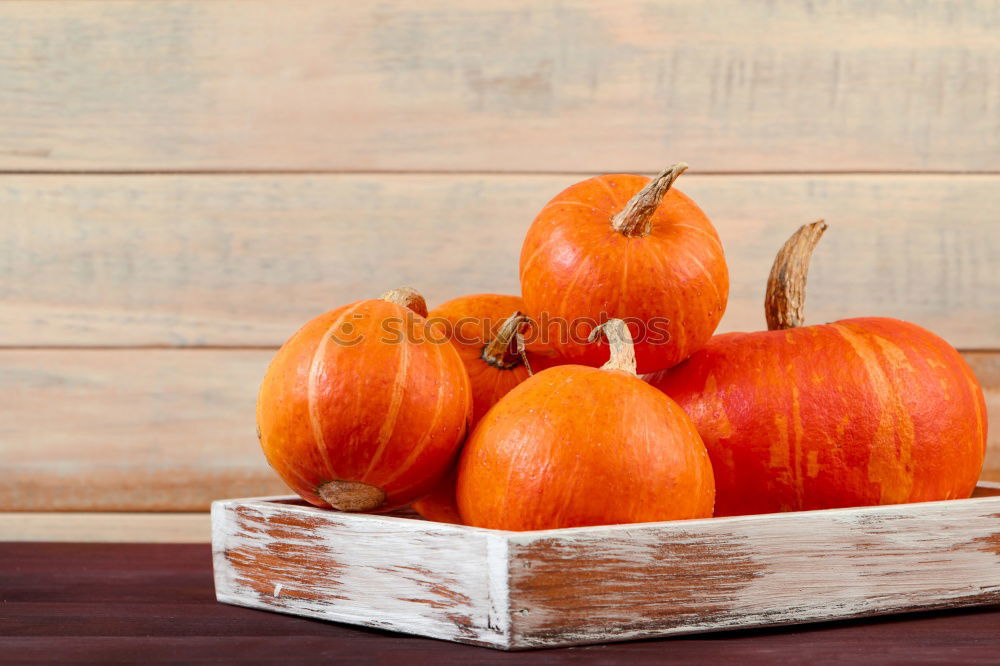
<box><xmin>212</xmin><ymin>484</ymin><xmax>1000</xmax><ymax>650</ymax></box>
<box><xmin>505</xmin><ymin>488</ymin><xmax>1000</xmax><ymax>646</ymax></box>
<box><xmin>211</xmin><ymin>499</ymin><xmax>509</xmax><ymax>648</ymax></box>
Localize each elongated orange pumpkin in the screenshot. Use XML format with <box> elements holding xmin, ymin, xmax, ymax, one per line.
<box><xmin>257</xmin><ymin>287</ymin><xmax>472</xmax><ymax>512</ymax></box>
<box><xmin>412</xmin><ymin>293</ymin><xmax>557</xmax><ymax>523</ymax></box>
<box><xmin>646</xmin><ymin>223</ymin><xmax>988</xmax><ymax>516</ymax></box>
<box><xmin>457</xmin><ymin>319</ymin><xmax>715</xmax><ymax>530</ymax></box>
<box><xmin>519</xmin><ymin>163</ymin><xmax>729</xmax><ymax>374</ymax></box>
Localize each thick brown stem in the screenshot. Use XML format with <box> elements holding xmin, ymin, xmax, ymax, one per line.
<box><xmin>380</xmin><ymin>286</ymin><xmax>428</xmax><ymax>317</ymax></box>
<box><xmin>481</xmin><ymin>311</ymin><xmax>528</xmax><ymax>369</ymax></box>
<box><xmin>611</xmin><ymin>163</ymin><xmax>688</xmax><ymax>237</ymax></box>
<box><xmin>588</xmin><ymin>319</ymin><xmax>638</xmax><ymax>375</ymax></box>
<box><xmin>317</xmin><ymin>480</ymin><xmax>387</xmax><ymax>512</ymax></box>
<box><xmin>764</xmin><ymin>221</ymin><xmax>828</xmax><ymax>331</ymax></box>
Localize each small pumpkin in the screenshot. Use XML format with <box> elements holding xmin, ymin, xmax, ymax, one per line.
<box><xmin>646</xmin><ymin>223</ymin><xmax>988</xmax><ymax>516</ymax></box>
<box><xmin>519</xmin><ymin>163</ymin><xmax>729</xmax><ymax>374</ymax></box>
<box><xmin>412</xmin><ymin>293</ymin><xmax>556</xmax><ymax>523</ymax></box>
<box><xmin>456</xmin><ymin>319</ymin><xmax>715</xmax><ymax>530</ymax></box>
<box><xmin>410</xmin><ymin>467</ymin><xmax>463</xmax><ymax>524</ymax></box>
<box><xmin>257</xmin><ymin>287</ymin><xmax>472</xmax><ymax>512</ymax></box>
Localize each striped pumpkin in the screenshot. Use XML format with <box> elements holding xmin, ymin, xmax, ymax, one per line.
<box><xmin>646</xmin><ymin>223</ymin><xmax>987</xmax><ymax>516</ymax></box>
<box><xmin>413</xmin><ymin>293</ymin><xmax>558</xmax><ymax>523</ymax></box>
<box><xmin>256</xmin><ymin>287</ymin><xmax>472</xmax><ymax>512</ymax></box>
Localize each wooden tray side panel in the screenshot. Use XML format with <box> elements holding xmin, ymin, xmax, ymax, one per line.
<box><xmin>211</xmin><ymin>500</ymin><xmax>511</xmax><ymax>648</ymax></box>
<box><xmin>506</xmin><ymin>499</ymin><xmax>1000</xmax><ymax>648</ymax></box>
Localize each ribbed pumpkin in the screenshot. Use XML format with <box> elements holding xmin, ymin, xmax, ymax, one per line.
<box><xmin>456</xmin><ymin>319</ymin><xmax>715</xmax><ymax>530</ymax></box>
<box><xmin>412</xmin><ymin>293</ymin><xmax>557</xmax><ymax>523</ymax></box>
<box><xmin>646</xmin><ymin>223</ymin><xmax>988</xmax><ymax>516</ymax></box>
<box><xmin>519</xmin><ymin>163</ymin><xmax>729</xmax><ymax>374</ymax></box>
<box><xmin>257</xmin><ymin>287</ymin><xmax>472</xmax><ymax>512</ymax></box>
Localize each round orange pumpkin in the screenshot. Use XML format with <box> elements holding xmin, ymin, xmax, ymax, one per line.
<box><xmin>257</xmin><ymin>287</ymin><xmax>472</xmax><ymax>512</ymax></box>
<box><xmin>646</xmin><ymin>223</ymin><xmax>988</xmax><ymax>516</ymax></box>
<box><xmin>456</xmin><ymin>319</ymin><xmax>715</xmax><ymax>530</ymax></box>
<box><xmin>412</xmin><ymin>293</ymin><xmax>558</xmax><ymax>523</ymax></box>
<box><xmin>519</xmin><ymin>163</ymin><xmax>729</xmax><ymax>374</ymax></box>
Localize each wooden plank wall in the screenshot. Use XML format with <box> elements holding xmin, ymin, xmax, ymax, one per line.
<box><xmin>1</xmin><ymin>1</ymin><xmax>997</xmax><ymax>541</ymax></box>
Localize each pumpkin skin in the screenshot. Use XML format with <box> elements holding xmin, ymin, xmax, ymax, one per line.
<box><xmin>412</xmin><ymin>293</ymin><xmax>557</xmax><ymax>523</ymax></box>
<box><xmin>257</xmin><ymin>290</ymin><xmax>473</xmax><ymax>512</ymax></box>
<box><xmin>519</xmin><ymin>166</ymin><xmax>728</xmax><ymax>374</ymax></box>
<box><xmin>425</xmin><ymin>293</ymin><xmax>558</xmax><ymax>425</ymax></box>
<box><xmin>456</xmin><ymin>321</ymin><xmax>716</xmax><ymax>530</ymax></box>
<box><xmin>411</xmin><ymin>467</ymin><xmax>463</xmax><ymax>524</ymax></box>
<box><xmin>645</xmin><ymin>221</ymin><xmax>988</xmax><ymax>517</ymax></box>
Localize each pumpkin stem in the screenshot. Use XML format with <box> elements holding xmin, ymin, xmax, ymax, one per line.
<box><xmin>516</xmin><ymin>333</ymin><xmax>535</xmax><ymax>375</ymax></box>
<box><xmin>481</xmin><ymin>311</ymin><xmax>529</xmax><ymax>369</ymax></box>
<box><xmin>764</xmin><ymin>220</ymin><xmax>828</xmax><ymax>330</ymax></box>
<box><xmin>611</xmin><ymin>162</ymin><xmax>688</xmax><ymax>238</ymax></box>
<box><xmin>317</xmin><ymin>480</ymin><xmax>387</xmax><ymax>512</ymax></box>
<box><xmin>588</xmin><ymin>319</ymin><xmax>638</xmax><ymax>375</ymax></box>
<box><xmin>380</xmin><ymin>286</ymin><xmax>428</xmax><ymax>317</ymax></box>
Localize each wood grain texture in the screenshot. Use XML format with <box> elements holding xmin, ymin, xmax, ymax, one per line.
<box><xmin>213</xmin><ymin>490</ymin><xmax>1000</xmax><ymax>649</ymax></box>
<box><xmin>7</xmin><ymin>543</ymin><xmax>1000</xmax><ymax>664</ymax></box>
<box><xmin>0</xmin><ymin>1</ymin><xmax>998</xmax><ymax>173</ymax></box>
<box><xmin>971</xmin><ymin>352</ymin><xmax>1000</xmax><ymax>484</ymax></box>
<box><xmin>0</xmin><ymin>512</ymin><xmax>209</xmax><ymax>543</ymax></box>
<box><xmin>505</xmin><ymin>486</ymin><xmax>1000</xmax><ymax>647</ymax></box>
<box><xmin>1</xmin><ymin>348</ymin><xmax>997</xmax><ymax>512</ymax></box>
<box><xmin>3</xmin><ymin>480</ymin><xmax>996</xmax><ymax>543</ymax></box>
<box><xmin>212</xmin><ymin>498</ymin><xmax>510</xmax><ymax>649</ymax></box>
<box><xmin>0</xmin><ymin>349</ymin><xmax>287</xmax><ymax>511</ymax></box>
<box><xmin>2</xmin><ymin>173</ymin><xmax>997</xmax><ymax>348</ymax></box>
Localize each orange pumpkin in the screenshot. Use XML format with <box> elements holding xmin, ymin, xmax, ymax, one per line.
<box><xmin>646</xmin><ymin>223</ymin><xmax>988</xmax><ymax>516</ymax></box>
<box><xmin>412</xmin><ymin>293</ymin><xmax>557</xmax><ymax>523</ymax></box>
<box><xmin>456</xmin><ymin>319</ymin><xmax>715</xmax><ymax>530</ymax></box>
<box><xmin>426</xmin><ymin>293</ymin><xmax>560</xmax><ymax>424</ymax></box>
<box><xmin>519</xmin><ymin>163</ymin><xmax>729</xmax><ymax>374</ymax></box>
<box><xmin>410</xmin><ymin>468</ymin><xmax>463</xmax><ymax>525</ymax></box>
<box><xmin>257</xmin><ymin>287</ymin><xmax>472</xmax><ymax>512</ymax></box>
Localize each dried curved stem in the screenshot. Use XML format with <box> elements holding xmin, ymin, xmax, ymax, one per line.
<box><xmin>481</xmin><ymin>311</ymin><xmax>529</xmax><ymax>369</ymax></box>
<box><xmin>611</xmin><ymin>163</ymin><xmax>688</xmax><ymax>237</ymax></box>
<box><xmin>764</xmin><ymin>221</ymin><xmax>828</xmax><ymax>330</ymax></box>
<box><xmin>380</xmin><ymin>286</ymin><xmax>428</xmax><ymax>317</ymax></box>
<box><xmin>588</xmin><ymin>319</ymin><xmax>638</xmax><ymax>375</ymax></box>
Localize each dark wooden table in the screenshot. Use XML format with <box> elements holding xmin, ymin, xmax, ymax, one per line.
<box><xmin>2</xmin><ymin>543</ymin><xmax>999</xmax><ymax>664</ymax></box>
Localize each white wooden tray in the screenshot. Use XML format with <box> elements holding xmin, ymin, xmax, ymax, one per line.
<box><xmin>212</xmin><ymin>483</ymin><xmax>1000</xmax><ymax>650</ymax></box>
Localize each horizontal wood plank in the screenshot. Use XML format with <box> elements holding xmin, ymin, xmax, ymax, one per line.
<box><xmin>212</xmin><ymin>494</ymin><xmax>1000</xmax><ymax>648</ymax></box>
<box><xmin>1</xmin><ymin>1</ymin><xmax>998</xmax><ymax>172</ymax></box>
<box><xmin>0</xmin><ymin>349</ymin><xmax>997</xmax><ymax>512</ymax></box>
<box><xmin>3</xmin><ymin>485</ymin><xmax>999</xmax><ymax>543</ymax></box>
<box><xmin>0</xmin><ymin>349</ymin><xmax>287</xmax><ymax>511</ymax></box>
<box><xmin>213</xmin><ymin>499</ymin><xmax>507</xmax><ymax>648</ymax></box>
<box><xmin>7</xmin><ymin>543</ymin><xmax>1000</xmax><ymax>661</ymax></box>
<box><xmin>0</xmin><ymin>513</ymin><xmax>209</xmax><ymax>543</ymax></box>
<box><xmin>968</xmin><ymin>352</ymin><xmax>1000</xmax><ymax>485</ymax></box>
<box><xmin>504</xmin><ymin>493</ymin><xmax>1000</xmax><ymax>647</ymax></box>
<box><xmin>3</xmin><ymin>173</ymin><xmax>998</xmax><ymax>348</ymax></box>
